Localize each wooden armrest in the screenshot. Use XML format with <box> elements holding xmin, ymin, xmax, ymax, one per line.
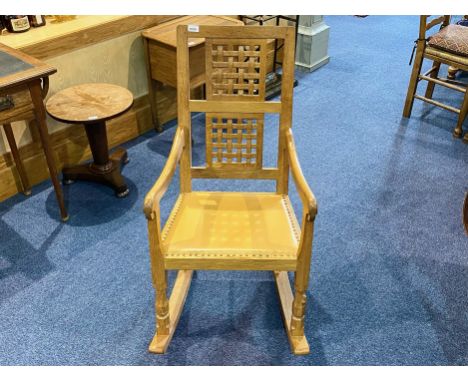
<box><xmin>285</xmin><ymin>129</ymin><xmax>318</xmax><ymax>219</ymax></box>
<box><xmin>143</xmin><ymin>127</ymin><xmax>185</xmax><ymax>220</ymax></box>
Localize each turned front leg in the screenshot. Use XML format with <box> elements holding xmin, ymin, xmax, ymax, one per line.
<box><xmin>290</xmin><ymin>214</ymin><xmax>315</xmax><ymax>337</ymax></box>
<box><xmin>455</xmin><ymin>89</ymin><xmax>468</xmax><ymax>140</ymax></box>
<box><xmin>154</xmin><ymin>270</ymin><xmax>170</xmax><ymax>335</ymax></box>
<box><xmin>291</xmin><ymin>288</ymin><xmax>307</xmax><ymax>336</ymax></box>
<box><xmin>447</xmin><ymin>66</ymin><xmax>459</xmax><ymax>80</ymax></box>
<box><xmin>147</xmin><ymin>217</ymin><xmax>170</xmax><ymax>335</ymax></box>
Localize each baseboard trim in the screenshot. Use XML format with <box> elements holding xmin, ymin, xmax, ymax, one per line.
<box><xmin>296</xmin><ymin>56</ymin><xmax>330</xmax><ymax>72</ymax></box>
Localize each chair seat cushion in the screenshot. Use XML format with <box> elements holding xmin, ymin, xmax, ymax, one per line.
<box><xmin>428</xmin><ymin>24</ymin><xmax>468</xmax><ymax>57</ymax></box>
<box><xmin>161</xmin><ymin>192</ymin><xmax>300</xmax><ymax>269</ymax></box>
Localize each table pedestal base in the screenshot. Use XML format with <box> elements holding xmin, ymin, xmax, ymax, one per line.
<box><xmin>63</xmin><ymin>147</ymin><xmax>129</xmax><ymax>197</ymax></box>
<box><xmin>62</xmin><ymin>120</ymin><xmax>130</xmax><ymax>197</ymax></box>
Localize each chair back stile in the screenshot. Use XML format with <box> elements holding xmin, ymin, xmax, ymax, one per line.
<box><xmin>419</xmin><ymin>15</ymin><xmax>451</xmax><ymax>40</ymax></box>
<box><xmin>176</xmin><ymin>25</ymin><xmax>192</xmax><ymax>193</ymax></box>
<box><xmin>277</xmin><ymin>26</ymin><xmax>296</xmax><ymax>195</ymax></box>
<box><xmin>176</xmin><ymin>24</ymin><xmax>296</xmax><ymax>191</ymax></box>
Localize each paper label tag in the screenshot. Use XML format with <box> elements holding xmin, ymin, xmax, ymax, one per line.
<box><xmin>187</xmin><ymin>24</ymin><xmax>199</xmax><ymax>32</ymax></box>
<box><xmin>11</xmin><ymin>16</ymin><xmax>30</xmax><ymax>32</ymax></box>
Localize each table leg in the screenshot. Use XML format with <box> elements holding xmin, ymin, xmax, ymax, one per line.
<box><xmin>3</xmin><ymin>122</ymin><xmax>31</xmax><ymax>195</ymax></box>
<box><xmin>143</xmin><ymin>37</ymin><xmax>161</xmax><ymax>132</ymax></box>
<box><xmin>153</xmin><ymin>80</ymin><xmax>163</xmax><ymax>132</ymax></box>
<box><xmin>29</xmin><ymin>80</ymin><xmax>69</xmax><ymax>221</ymax></box>
<box><xmin>62</xmin><ymin>120</ymin><xmax>129</xmax><ymax>198</ymax></box>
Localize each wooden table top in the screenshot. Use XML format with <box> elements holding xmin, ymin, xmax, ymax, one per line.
<box><xmin>46</xmin><ymin>83</ymin><xmax>133</xmax><ymax>124</ymax></box>
<box><xmin>142</xmin><ymin>16</ymin><xmax>244</xmax><ymax>48</ymax></box>
<box><xmin>0</xmin><ymin>42</ymin><xmax>56</xmax><ymax>91</ymax></box>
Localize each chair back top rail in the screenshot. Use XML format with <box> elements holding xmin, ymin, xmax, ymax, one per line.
<box><xmin>186</xmin><ymin>25</ymin><xmax>292</xmax><ymax>39</ymax></box>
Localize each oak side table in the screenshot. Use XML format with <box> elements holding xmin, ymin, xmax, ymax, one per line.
<box><xmin>0</xmin><ymin>42</ymin><xmax>68</xmax><ymax>221</ymax></box>
<box><xmin>46</xmin><ymin>83</ymin><xmax>133</xmax><ymax>198</ymax></box>
<box><xmin>142</xmin><ymin>15</ymin><xmax>244</xmax><ymax>131</ymax></box>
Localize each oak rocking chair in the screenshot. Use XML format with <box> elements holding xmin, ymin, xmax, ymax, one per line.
<box><xmin>403</xmin><ymin>16</ymin><xmax>468</xmax><ymax>142</ymax></box>
<box><xmin>143</xmin><ymin>25</ymin><xmax>317</xmax><ymax>355</ymax></box>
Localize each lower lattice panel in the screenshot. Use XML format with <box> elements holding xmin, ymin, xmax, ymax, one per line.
<box><xmin>206</xmin><ymin>112</ymin><xmax>264</xmax><ymax>168</ymax></box>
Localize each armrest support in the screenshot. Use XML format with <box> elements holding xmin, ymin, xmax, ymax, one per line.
<box><xmin>285</xmin><ymin>129</ymin><xmax>318</xmax><ymax>219</ymax></box>
<box><xmin>143</xmin><ymin>127</ymin><xmax>185</xmax><ymax>220</ymax></box>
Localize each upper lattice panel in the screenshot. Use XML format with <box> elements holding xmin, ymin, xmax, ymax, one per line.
<box><xmin>205</xmin><ymin>38</ymin><xmax>268</xmax><ymax>100</ymax></box>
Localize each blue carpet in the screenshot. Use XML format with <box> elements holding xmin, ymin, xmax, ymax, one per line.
<box><xmin>0</xmin><ymin>16</ymin><xmax>467</xmax><ymax>365</ymax></box>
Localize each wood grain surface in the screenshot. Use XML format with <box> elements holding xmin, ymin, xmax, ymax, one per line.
<box><xmin>2</xmin><ymin>16</ymin><xmax>180</xmax><ymax>60</ymax></box>
<box><xmin>142</xmin><ymin>16</ymin><xmax>244</xmax><ymax>48</ymax></box>
<box><xmin>46</xmin><ymin>83</ymin><xmax>134</xmax><ymax>123</ymax></box>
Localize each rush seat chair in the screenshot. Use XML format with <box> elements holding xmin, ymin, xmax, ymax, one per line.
<box><xmin>143</xmin><ymin>24</ymin><xmax>317</xmax><ymax>355</ymax></box>
<box><xmin>403</xmin><ymin>16</ymin><xmax>468</xmax><ymax>142</ymax></box>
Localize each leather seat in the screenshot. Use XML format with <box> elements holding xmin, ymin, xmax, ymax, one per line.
<box><xmin>162</xmin><ymin>192</ymin><xmax>300</xmax><ymax>270</ymax></box>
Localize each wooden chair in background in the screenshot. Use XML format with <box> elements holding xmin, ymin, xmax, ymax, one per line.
<box><xmin>447</xmin><ymin>16</ymin><xmax>468</xmax><ymax>80</ymax></box>
<box><xmin>403</xmin><ymin>16</ymin><xmax>468</xmax><ymax>142</ymax></box>
<box><xmin>143</xmin><ymin>25</ymin><xmax>317</xmax><ymax>354</ymax></box>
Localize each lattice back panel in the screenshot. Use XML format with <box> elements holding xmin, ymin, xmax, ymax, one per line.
<box><xmin>206</xmin><ymin>113</ymin><xmax>264</xmax><ymax>169</ymax></box>
<box><xmin>205</xmin><ymin>38</ymin><xmax>268</xmax><ymax>100</ymax></box>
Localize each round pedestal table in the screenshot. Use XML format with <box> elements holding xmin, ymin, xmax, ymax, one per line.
<box><xmin>46</xmin><ymin>83</ymin><xmax>133</xmax><ymax>197</ymax></box>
